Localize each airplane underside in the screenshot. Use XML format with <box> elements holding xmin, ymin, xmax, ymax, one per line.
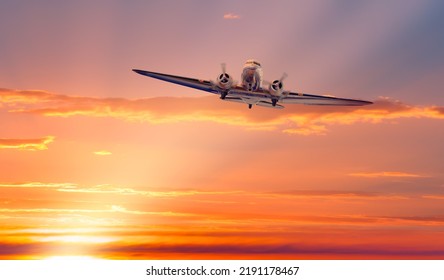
<box><xmin>222</xmin><ymin>95</ymin><xmax>284</xmax><ymax>109</ymax></box>
<box><xmin>132</xmin><ymin>59</ymin><xmax>372</xmax><ymax>110</ymax></box>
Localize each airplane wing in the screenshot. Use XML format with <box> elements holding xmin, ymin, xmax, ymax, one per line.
<box><xmin>281</xmin><ymin>91</ymin><xmax>372</xmax><ymax>106</ymax></box>
<box><xmin>256</xmin><ymin>100</ymin><xmax>285</xmax><ymax>109</ymax></box>
<box><xmin>133</xmin><ymin>69</ymin><xmax>220</xmax><ymax>94</ymax></box>
<box><xmin>223</xmin><ymin>95</ymin><xmax>285</xmax><ymax>109</ymax></box>
<box><xmin>133</xmin><ymin>68</ymin><xmax>372</xmax><ymax>107</ymax></box>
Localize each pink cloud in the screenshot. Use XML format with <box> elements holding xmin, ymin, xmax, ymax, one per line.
<box><xmin>349</xmin><ymin>171</ymin><xmax>426</xmax><ymax>178</ymax></box>
<box><xmin>223</xmin><ymin>13</ymin><xmax>241</xmax><ymax>20</ymax></box>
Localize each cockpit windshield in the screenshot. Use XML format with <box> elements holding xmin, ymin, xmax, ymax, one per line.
<box><xmin>246</xmin><ymin>59</ymin><xmax>261</xmax><ymax>67</ymax></box>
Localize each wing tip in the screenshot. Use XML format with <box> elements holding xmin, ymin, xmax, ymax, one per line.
<box><xmin>132</xmin><ymin>69</ymin><xmax>145</xmax><ymax>75</ymax></box>
<box><xmin>357</xmin><ymin>100</ymin><xmax>374</xmax><ymax>106</ymax></box>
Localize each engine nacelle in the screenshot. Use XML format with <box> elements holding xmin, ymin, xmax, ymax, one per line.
<box><xmin>269</xmin><ymin>79</ymin><xmax>284</xmax><ymax>96</ymax></box>
<box><xmin>216</xmin><ymin>73</ymin><xmax>233</xmax><ymax>90</ymax></box>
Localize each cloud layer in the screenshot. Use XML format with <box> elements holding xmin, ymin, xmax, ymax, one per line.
<box><xmin>0</xmin><ymin>136</ymin><xmax>54</xmax><ymax>151</ymax></box>
<box><xmin>2</xmin><ymin>88</ymin><xmax>443</xmax><ymax>135</ymax></box>
<box><xmin>1</xmin><ymin>180</ymin><xmax>444</xmax><ymax>259</ymax></box>
<box><xmin>349</xmin><ymin>171</ymin><xmax>426</xmax><ymax>178</ymax></box>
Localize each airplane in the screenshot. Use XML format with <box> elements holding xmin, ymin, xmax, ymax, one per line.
<box><xmin>133</xmin><ymin>59</ymin><xmax>372</xmax><ymax>109</ymax></box>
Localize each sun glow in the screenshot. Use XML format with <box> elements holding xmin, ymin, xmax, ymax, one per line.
<box><xmin>44</xmin><ymin>255</ymin><xmax>101</xmax><ymax>260</ymax></box>
<box><xmin>39</xmin><ymin>235</ymin><xmax>117</xmax><ymax>244</ymax></box>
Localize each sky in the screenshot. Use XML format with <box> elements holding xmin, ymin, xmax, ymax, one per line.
<box><xmin>1</xmin><ymin>0</ymin><xmax>444</xmax><ymax>259</ymax></box>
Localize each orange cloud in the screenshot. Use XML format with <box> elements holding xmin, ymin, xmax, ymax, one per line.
<box><xmin>422</xmin><ymin>195</ymin><xmax>444</xmax><ymax>200</ymax></box>
<box><xmin>0</xmin><ymin>88</ymin><xmax>53</xmax><ymax>104</ymax></box>
<box><xmin>0</xmin><ymin>182</ymin><xmax>74</xmax><ymax>188</ymax></box>
<box><xmin>223</xmin><ymin>13</ymin><xmax>241</xmax><ymax>20</ymax></box>
<box><xmin>0</xmin><ymin>136</ymin><xmax>54</xmax><ymax>151</ymax></box>
<box><xmin>258</xmin><ymin>190</ymin><xmax>410</xmax><ymax>200</ymax></box>
<box><xmin>349</xmin><ymin>171</ymin><xmax>426</xmax><ymax>178</ymax></box>
<box><xmin>2</xmin><ymin>180</ymin><xmax>444</xmax><ymax>259</ymax></box>
<box><xmin>0</xmin><ymin>205</ymin><xmax>194</xmax><ymax>217</ymax></box>
<box><xmin>0</xmin><ymin>182</ymin><xmax>241</xmax><ymax>198</ymax></box>
<box><xmin>2</xmin><ymin>88</ymin><xmax>444</xmax><ymax>135</ymax></box>
<box><xmin>93</xmin><ymin>150</ymin><xmax>112</xmax><ymax>156</ymax></box>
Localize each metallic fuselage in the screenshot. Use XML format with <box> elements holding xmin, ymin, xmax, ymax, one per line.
<box><xmin>241</xmin><ymin>60</ymin><xmax>263</xmax><ymax>92</ymax></box>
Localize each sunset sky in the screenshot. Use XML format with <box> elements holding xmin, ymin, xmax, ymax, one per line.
<box><xmin>1</xmin><ymin>0</ymin><xmax>444</xmax><ymax>259</ymax></box>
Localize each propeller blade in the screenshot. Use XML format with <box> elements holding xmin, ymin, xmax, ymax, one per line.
<box><xmin>221</xmin><ymin>63</ymin><xmax>226</xmax><ymax>74</ymax></box>
<box><xmin>280</xmin><ymin>72</ymin><xmax>288</xmax><ymax>82</ymax></box>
